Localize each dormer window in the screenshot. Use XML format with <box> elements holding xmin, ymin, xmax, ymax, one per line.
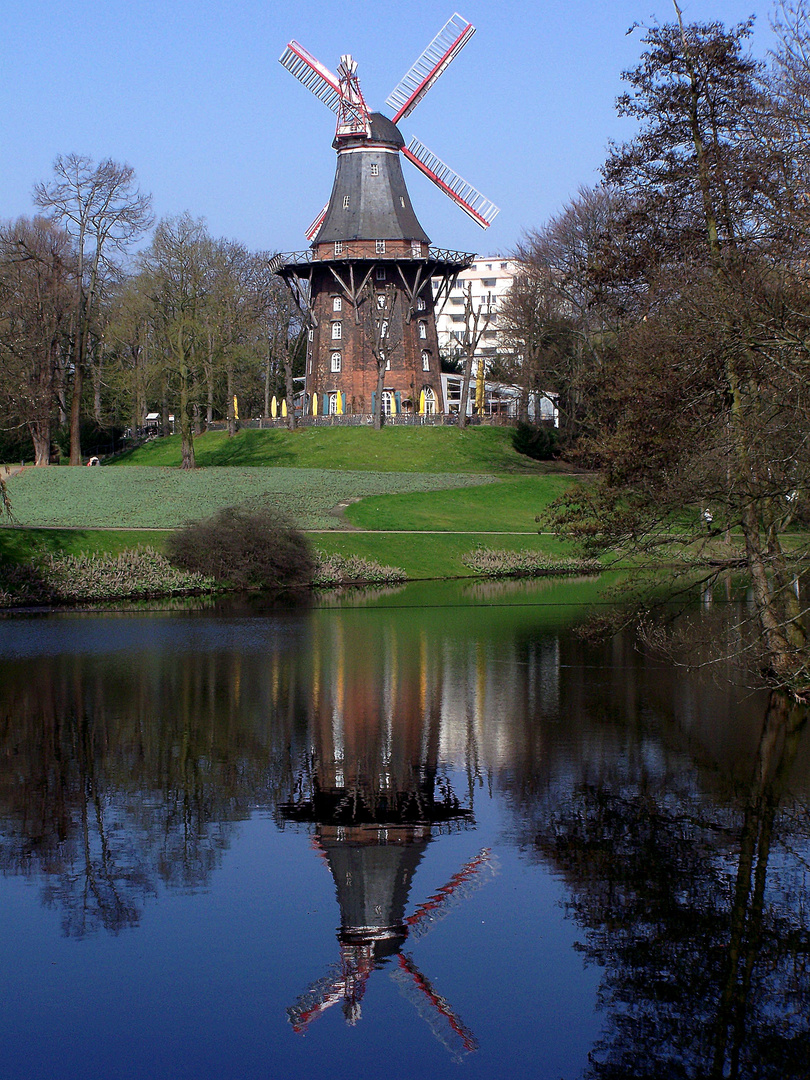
<box><xmin>343</xmin><ymin>195</ymin><xmax>350</xmax><ymax>208</ymax></box>
<box><xmin>370</xmin><ymin>163</ymin><xmax>379</xmax><ymax>176</ymax></box>
<box><xmin>400</xmin><ymin>197</ymin><xmax>405</xmax><ymax>207</ymax></box>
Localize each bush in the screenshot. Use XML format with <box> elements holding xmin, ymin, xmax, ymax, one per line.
<box><xmin>167</xmin><ymin>505</ymin><xmax>315</xmax><ymax>590</ymax></box>
<box><xmin>462</xmin><ymin>546</ymin><xmax>601</xmax><ymax>578</ymax></box>
<box><xmin>0</xmin><ymin>548</ymin><xmax>217</xmax><ymax>606</ymax></box>
<box><xmin>511</xmin><ymin>422</ymin><xmax>559</xmax><ymax>461</ymax></box>
<box><xmin>313</xmin><ymin>554</ymin><xmax>406</xmax><ymax>586</ymax></box>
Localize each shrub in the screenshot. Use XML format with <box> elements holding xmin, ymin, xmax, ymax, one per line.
<box><xmin>462</xmin><ymin>547</ymin><xmax>601</xmax><ymax>578</ymax></box>
<box><xmin>313</xmin><ymin>554</ymin><xmax>407</xmax><ymax>586</ymax></box>
<box><xmin>0</xmin><ymin>548</ymin><xmax>216</xmax><ymax>606</ymax></box>
<box><xmin>511</xmin><ymin>422</ymin><xmax>559</xmax><ymax>461</ymax></box>
<box><xmin>167</xmin><ymin>505</ymin><xmax>315</xmax><ymax>589</ymax></box>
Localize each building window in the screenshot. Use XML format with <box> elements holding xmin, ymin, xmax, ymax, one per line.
<box><xmin>500</xmin><ymin>262</ymin><xmax>508</xmax><ymax>269</ymax></box>
<box><xmin>418</xmin><ymin>321</ymin><xmax>427</xmax><ymax>339</ymax></box>
<box><xmin>382</xmin><ymin>390</ymin><xmax>394</xmax><ymax>416</ymax></box>
<box><xmin>482</xmin><ymin>278</ymin><xmax>497</xmax><ymax>287</ymax></box>
<box><xmin>370</xmin><ymin>163</ymin><xmax>379</xmax><ymax>176</ymax></box>
<box><xmin>331</xmin><ymin>322</ymin><xmax>342</xmax><ymax>340</ymax></box>
<box><xmin>376</xmin><ymin>239</ymin><xmax>386</xmax><ymax>254</ymax></box>
<box><xmin>411</xmin><ymin>241</ymin><xmax>422</xmax><ymax>257</ymax></box>
<box><xmin>375</xmin><ymin>267</ymin><xmax>386</xmax><ymax>281</ymax></box>
<box><xmin>330</xmin><ymin>351</ymin><xmax>341</xmax><ymax>372</ymax></box>
<box><xmin>416</xmin><ymin>296</ymin><xmax>426</xmax><ymax>311</ymax></box>
<box><xmin>343</xmin><ymin>195</ymin><xmax>350</xmax><ymax>208</ymax></box>
<box><xmin>334</xmin><ymin>241</ymin><xmax>343</xmax><ymax>255</ymax></box>
<box><xmin>422</xmin><ymin>350</ymin><xmax>431</xmax><ymax>371</ymax></box>
<box><xmin>332</xmin><ymin>296</ymin><xmax>342</xmax><ymax>312</ymax></box>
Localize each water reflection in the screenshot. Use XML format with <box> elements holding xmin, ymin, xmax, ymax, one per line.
<box><xmin>0</xmin><ymin>584</ymin><xmax>808</xmax><ymax>1078</ymax></box>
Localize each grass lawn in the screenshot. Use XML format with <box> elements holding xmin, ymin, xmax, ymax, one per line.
<box><xmin>310</xmin><ymin>531</ymin><xmax>579</xmax><ymax>580</ymax></box>
<box><xmin>344</xmin><ymin>475</ymin><xmax>580</xmax><ymax>532</ymax></box>
<box><xmin>0</xmin><ymin>528</ymin><xmax>170</xmax><ymax>565</ymax></box>
<box><xmin>2</xmin><ymin>466</ymin><xmax>498</xmax><ymax>530</ymax></box>
<box><xmin>111</xmin><ymin>425</ymin><xmax>564</xmax><ymax>475</ymax></box>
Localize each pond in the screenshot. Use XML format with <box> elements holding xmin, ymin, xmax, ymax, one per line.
<box><xmin>0</xmin><ymin>579</ymin><xmax>808</xmax><ymax>1080</ymax></box>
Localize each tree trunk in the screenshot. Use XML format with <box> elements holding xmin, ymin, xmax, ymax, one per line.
<box><xmin>69</xmin><ymin>357</ymin><xmax>83</xmax><ymax>465</ymax></box>
<box><xmin>284</xmin><ymin>354</ymin><xmax>296</xmax><ymax>431</ymax></box>
<box><xmin>227</xmin><ymin>364</ymin><xmax>236</xmax><ymax>437</ymax></box>
<box><xmin>458</xmin><ymin>348</ymin><xmax>474</xmax><ymax>431</ymax></box>
<box><xmin>179</xmin><ymin>366</ymin><xmax>195</xmax><ymax>469</ymax></box>
<box><xmin>31</xmin><ymin>423</ymin><xmax>51</xmax><ymax>467</ymax></box>
<box><xmin>373</xmin><ymin>360</ymin><xmax>386</xmax><ymax>430</ymax></box>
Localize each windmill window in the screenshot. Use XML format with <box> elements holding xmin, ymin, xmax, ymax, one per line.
<box><xmin>375</xmin><ymin>267</ymin><xmax>386</xmax><ymax>281</ymax></box>
<box><xmin>331</xmin><ymin>321</ymin><xmax>342</xmax><ymax>340</ymax></box>
<box><xmin>376</xmin><ymin>240</ymin><xmax>386</xmax><ymax>254</ymax></box>
<box><xmin>418</xmin><ymin>321</ymin><xmax>427</xmax><ymax>339</ymax></box>
<box><xmin>422</xmin><ymin>350</ymin><xmax>431</xmax><ymax>371</ymax></box>
<box><xmin>334</xmin><ymin>241</ymin><xmax>343</xmax><ymax>255</ymax></box>
<box><xmin>343</xmin><ymin>195</ymin><xmax>350</xmax><ymax>208</ymax></box>
<box><xmin>376</xmin><ymin>293</ymin><xmax>386</xmax><ymax>309</ymax></box>
<box><xmin>330</xmin><ymin>351</ymin><xmax>341</xmax><ymax>372</ymax></box>
<box><xmin>411</xmin><ymin>241</ymin><xmax>422</xmax><ymax>257</ymax></box>
<box><xmin>380</xmin><ymin>320</ymin><xmax>389</xmax><ymax>339</ymax></box>
<box><xmin>416</xmin><ymin>297</ymin><xmax>426</xmax><ymax>311</ymax></box>
<box><xmin>370</xmin><ymin>163</ymin><xmax>379</xmax><ymax>176</ymax></box>
<box><xmin>332</xmin><ymin>296</ymin><xmax>342</xmax><ymax>312</ymax></box>
<box><xmin>308</xmin><ymin>329</ymin><xmax>314</xmax><ymax>341</ymax></box>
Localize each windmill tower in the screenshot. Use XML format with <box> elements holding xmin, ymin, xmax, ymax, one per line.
<box><xmin>272</xmin><ymin>14</ymin><xmax>499</xmax><ymax>419</ymax></box>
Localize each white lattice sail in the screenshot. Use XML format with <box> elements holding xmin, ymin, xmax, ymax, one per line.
<box><xmin>279</xmin><ymin>41</ymin><xmax>342</xmax><ymax>113</ymax></box>
<box><xmin>403</xmin><ymin>138</ymin><xmax>499</xmax><ymax>229</ymax></box>
<box><xmin>386</xmin><ymin>13</ymin><xmax>475</xmax><ymax>122</ymax></box>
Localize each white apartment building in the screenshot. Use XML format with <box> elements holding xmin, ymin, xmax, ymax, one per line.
<box><xmin>432</xmin><ymin>255</ymin><xmax>517</xmax><ymax>362</ymax></box>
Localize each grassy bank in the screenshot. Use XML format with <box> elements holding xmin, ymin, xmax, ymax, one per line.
<box><xmin>110</xmin><ymin>425</ymin><xmax>560</xmax><ymax>474</ymax></box>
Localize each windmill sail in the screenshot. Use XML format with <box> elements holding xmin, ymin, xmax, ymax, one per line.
<box><xmin>279</xmin><ymin>41</ymin><xmax>342</xmax><ymax>113</ymax></box>
<box><xmin>387</xmin><ymin>14</ymin><xmax>475</xmax><ymax>123</ymax></box>
<box><xmin>403</xmin><ymin>138</ymin><xmax>499</xmax><ymax>229</ymax></box>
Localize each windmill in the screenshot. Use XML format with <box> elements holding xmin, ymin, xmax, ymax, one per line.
<box><xmin>272</xmin><ymin>14</ymin><xmax>499</xmax><ymax>421</ymax></box>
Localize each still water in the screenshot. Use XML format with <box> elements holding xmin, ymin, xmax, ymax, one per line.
<box><xmin>0</xmin><ymin>578</ymin><xmax>808</xmax><ymax>1080</ymax></box>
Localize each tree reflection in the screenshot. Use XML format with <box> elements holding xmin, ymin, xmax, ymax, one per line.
<box><xmin>523</xmin><ymin>692</ymin><xmax>810</xmax><ymax>1079</ymax></box>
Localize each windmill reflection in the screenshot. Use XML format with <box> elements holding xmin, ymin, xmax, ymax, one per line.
<box><xmin>279</xmin><ymin>713</ymin><xmax>492</xmax><ymax>1058</ymax></box>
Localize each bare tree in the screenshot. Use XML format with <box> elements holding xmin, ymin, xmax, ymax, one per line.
<box><xmin>361</xmin><ymin>282</ymin><xmax>401</xmax><ymax>430</ymax></box>
<box><xmin>34</xmin><ymin>155</ymin><xmax>152</xmax><ymax>464</ymax></box>
<box><xmin>0</xmin><ymin>217</ymin><xmax>72</xmax><ymax>465</ymax></box>
<box><xmin>452</xmin><ymin>283</ymin><xmax>493</xmax><ymax>430</ymax></box>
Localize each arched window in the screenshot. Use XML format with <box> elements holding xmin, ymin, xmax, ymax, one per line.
<box><xmin>421</xmin><ymin>350</ymin><xmax>431</xmax><ymax>371</ymax></box>
<box><xmin>418</xmin><ymin>321</ymin><xmax>427</xmax><ymax>339</ymax></box>
<box><xmin>329</xmin><ymin>393</ymin><xmax>339</xmax><ymax>415</ymax></box>
<box><xmin>423</xmin><ymin>386</ymin><xmax>436</xmax><ymax>415</ymax></box>
<box><xmin>382</xmin><ymin>390</ymin><xmax>395</xmax><ymax>417</ymax></box>
<box><xmin>330</xmin><ymin>351</ymin><xmax>341</xmax><ymax>372</ymax></box>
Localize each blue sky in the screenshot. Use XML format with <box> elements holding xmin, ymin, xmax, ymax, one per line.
<box><xmin>2</xmin><ymin>1</ymin><xmax>779</xmax><ymax>259</ymax></box>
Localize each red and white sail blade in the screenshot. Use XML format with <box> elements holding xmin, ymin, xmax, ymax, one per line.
<box><xmin>403</xmin><ymin>138</ymin><xmax>499</xmax><ymax>229</ymax></box>
<box><xmin>306</xmin><ymin>203</ymin><xmax>329</xmax><ymax>242</ymax></box>
<box><xmin>279</xmin><ymin>41</ymin><xmax>342</xmax><ymax>113</ymax></box>
<box><xmin>387</xmin><ymin>14</ymin><xmax>475</xmax><ymax>123</ymax></box>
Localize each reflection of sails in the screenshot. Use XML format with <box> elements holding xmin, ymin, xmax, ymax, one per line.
<box><xmin>280</xmin><ymin>615</ymin><xmax>495</xmax><ymax>1058</ymax></box>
